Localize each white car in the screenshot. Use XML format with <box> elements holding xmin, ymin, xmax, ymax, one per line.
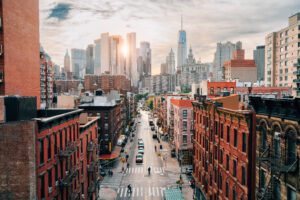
<box><xmin>138</xmin><ymin>147</ymin><xmax>144</xmax><ymax>154</ymax></box>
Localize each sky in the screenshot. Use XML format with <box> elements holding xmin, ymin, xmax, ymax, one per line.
<box><xmin>40</xmin><ymin>0</ymin><xmax>300</xmax><ymax>75</ymax></box>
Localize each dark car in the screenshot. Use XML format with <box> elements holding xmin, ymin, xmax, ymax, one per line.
<box><xmin>100</xmin><ymin>171</ymin><xmax>106</xmax><ymax>177</ymax></box>
<box><xmin>151</xmin><ymin>126</ymin><xmax>155</xmax><ymax>131</ymax></box>
<box><xmin>152</xmin><ymin>134</ymin><xmax>157</xmax><ymax>139</ymax></box>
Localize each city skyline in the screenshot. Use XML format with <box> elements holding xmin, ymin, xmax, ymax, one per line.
<box><xmin>40</xmin><ymin>0</ymin><xmax>300</xmax><ymax>75</ymax></box>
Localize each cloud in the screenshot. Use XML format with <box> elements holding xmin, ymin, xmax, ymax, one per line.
<box><xmin>40</xmin><ymin>0</ymin><xmax>300</xmax><ymax>75</ymax></box>
<box><xmin>48</xmin><ymin>3</ymin><xmax>72</xmax><ymax>21</ymax></box>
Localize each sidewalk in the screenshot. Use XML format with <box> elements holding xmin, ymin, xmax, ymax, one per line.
<box><xmin>157</xmin><ymin>137</ymin><xmax>194</xmax><ymax>200</ymax></box>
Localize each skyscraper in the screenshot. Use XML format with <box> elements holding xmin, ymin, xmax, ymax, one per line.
<box><xmin>212</xmin><ymin>41</ymin><xmax>242</xmax><ymax>81</ymax></box>
<box><xmin>71</xmin><ymin>48</ymin><xmax>86</xmax><ymax>79</ymax></box>
<box><xmin>110</xmin><ymin>35</ymin><xmax>124</xmax><ymax>75</ymax></box>
<box><xmin>253</xmin><ymin>45</ymin><xmax>265</xmax><ymax>81</ymax></box>
<box><xmin>86</xmin><ymin>44</ymin><xmax>94</xmax><ymax>74</ymax></box>
<box><xmin>64</xmin><ymin>49</ymin><xmax>71</xmax><ymax>72</ymax></box>
<box><xmin>101</xmin><ymin>33</ymin><xmax>110</xmax><ymax>73</ymax></box>
<box><xmin>139</xmin><ymin>42</ymin><xmax>151</xmax><ymax>76</ymax></box>
<box><xmin>126</xmin><ymin>32</ymin><xmax>138</xmax><ymax>86</ymax></box>
<box><xmin>0</xmin><ymin>0</ymin><xmax>40</xmax><ymax>108</ymax></box>
<box><xmin>177</xmin><ymin>16</ymin><xmax>187</xmax><ymax>69</ymax></box>
<box><xmin>166</xmin><ymin>48</ymin><xmax>175</xmax><ymax>74</ymax></box>
<box><xmin>94</xmin><ymin>38</ymin><xmax>101</xmax><ymax>75</ymax></box>
<box><xmin>265</xmin><ymin>13</ymin><xmax>300</xmax><ymax>96</ymax></box>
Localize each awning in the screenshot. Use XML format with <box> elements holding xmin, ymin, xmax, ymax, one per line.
<box><xmin>99</xmin><ymin>146</ymin><xmax>122</xmax><ymax>160</ymax></box>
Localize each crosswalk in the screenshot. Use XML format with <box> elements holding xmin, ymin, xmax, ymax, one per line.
<box><xmin>125</xmin><ymin>167</ymin><xmax>165</xmax><ymax>174</ymax></box>
<box><xmin>117</xmin><ymin>186</ymin><xmax>167</xmax><ymax>198</ymax></box>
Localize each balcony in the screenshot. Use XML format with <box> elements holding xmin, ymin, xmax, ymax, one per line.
<box><xmin>293</xmin><ymin>87</ymin><xmax>300</xmax><ymax>91</ymax></box>
<box><xmin>87</xmin><ymin>161</ymin><xmax>95</xmax><ymax>173</ymax></box>
<box><xmin>59</xmin><ymin>143</ymin><xmax>76</xmax><ymax>158</ymax></box>
<box><xmin>60</xmin><ymin>168</ymin><xmax>78</xmax><ymax>187</ymax></box>
<box><xmin>88</xmin><ymin>182</ymin><xmax>96</xmax><ymax>193</ymax></box>
<box><xmin>87</xmin><ymin>142</ymin><xmax>94</xmax><ymax>152</ymax></box>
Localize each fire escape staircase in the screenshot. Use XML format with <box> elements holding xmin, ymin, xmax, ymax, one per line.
<box><xmin>257</xmin><ymin>146</ymin><xmax>298</xmax><ymax>200</ymax></box>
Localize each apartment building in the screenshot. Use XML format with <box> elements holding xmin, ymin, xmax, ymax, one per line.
<box><xmin>171</xmin><ymin>99</ymin><xmax>194</xmax><ymax>165</ymax></box>
<box><xmin>250</xmin><ymin>96</ymin><xmax>300</xmax><ymax>200</ymax></box>
<box><xmin>192</xmin><ymin>95</ymin><xmax>256</xmax><ymax>200</ymax></box>
<box><xmin>265</xmin><ymin>13</ymin><xmax>300</xmax><ymax>97</ymax></box>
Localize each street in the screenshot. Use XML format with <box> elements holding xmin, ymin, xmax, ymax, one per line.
<box><xmin>99</xmin><ymin>110</ymin><xmax>193</xmax><ymax>200</ymax></box>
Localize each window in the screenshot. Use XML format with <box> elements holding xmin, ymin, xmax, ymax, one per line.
<box><xmin>182</xmin><ymin>135</ymin><xmax>187</xmax><ymax>144</ymax></box>
<box><xmin>219</xmin><ymin>172</ymin><xmax>222</xmax><ymax>189</ymax></box>
<box><xmin>215</xmin><ymin>122</ymin><xmax>218</xmax><ymax>135</ymax></box>
<box><xmin>220</xmin><ymin>149</ymin><xmax>223</xmax><ymax>164</ymax></box>
<box><xmin>214</xmin><ymin>168</ymin><xmax>217</xmax><ymax>183</ymax></box>
<box><xmin>54</xmin><ymin>133</ymin><xmax>58</xmax><ymax>155</ymax></box>
<box><xmin>287</xmin><ymin>185</ymin><xmax>296</xmax><ymax>200</ymax></box>
<box><xmin>180</xmin><ymin>119</ymin><xmax>187</xmax><ymax>131</ymax></box>
<box><xmin>47</xmin><ymin>136</ymin><xmax>51</xmax><ymax>160</ymax></box>
<box><xmin>227</xmin><ymin>126</ymin><xmax>230</xmax><ymax>143</ymax></box>
<box><xmin>261</xmin><ymin>127</ymin><xmax>267</xmax><ymax>149</ymax></box>
<box><xmin>210</xmin><ymin>87</ymin><xmax>214</xmax><ymax>95</ymax></box>
<box><xmin>226</xmin><ymin>155</ymin><xmax>230</xmax><ymax>171</ymax></box>
<box><xmin>259</xmin><ymin>169</ymin><xmax>266</xmax><ymax>188</ymax></box>
<box><xmin>210</xmin><ymin>172</ymin><xmax>212</xmax><ymax>186</ymax></box>
<box><xmin>285</xmin><ymin>68</ymin><xmax>288</xmax><ymax>73</ymax></box>
<box><xmin>55</xmin><ymin>164</ymin><xmax>58</xmax><ymax>182</ymax></box>
<box><xmin>48</xmin><ymin>169</ymin><xmax>52</xmax><ymax>188</ymax></box>
<box><xmin>60</xmin><ymin>131</ymin><xmax>63</xmax><ymax>148</ymax></box>
<box><xmin>104</xmin><ymin>123</ymin><xmax>109</xmax><ymax>130</ymax></box>
<box><xmin>285</xmin><ymin>76</ymin><xmax>288</xmax><ymax>81</ymax></box>
<box><xmin>233</xmin><ymin>187</ymin><xmax>237</xmax><ymax>200</ymax></box>
<box><xmin>220</xmin><ymin>123</ymin><xmax>224</xmax><ymax>139</ymax></box>
<box><xmin>233</xmin><ymin>160</ymin><xmax>237</xmax><ymax>177</ymax></box>
<box><xmin>40</xmin><ymin>175</ymin><xmax>45</xmax><ymax>199</ymax></box>
<box><xmin>234</xmin><ymin>129</ymin><xmax>238</xmax><ymax>147</ymax></box>
<box><xmin>39</xmin><ymin>140</ymin><xmax>44</xmax><ymax>165</ymax></box>
<box><xmin>242</xmin><ymin>132</ymin><xmax>246</xmax><ymax>152</ymax></box>
<box><xmin>226</xmin><ymin>180</ymin><xmax>229</xmax><ymax>197</ymax></box>
<box><xmin>214</xmin><ymin>146</ymin><xmax>217</xmax><ymax>160</ymax></box>
<box><xmin>182</xmin><ymin>110</ymin><xmax>187</xmax><ymax>119</ymax></box>
<box><xmin>242</xmin><ymin>166</ymin><xmax>246</xmax><ymax>185</ymax></box>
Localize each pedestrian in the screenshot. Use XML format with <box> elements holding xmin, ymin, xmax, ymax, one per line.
<box><xmin>122</xmin><ymin>166</ymin><xmax>125</xmax><ymax>173</ymax></box>
<box><xmin>127</xmin><ymin>163</ymin><xmax>130</xmax><ymax>169</ymax></box>
<box><xmin>111</xmin><ymin>170</ymin><xmax>113</xmax><ymax>176</ymax></box>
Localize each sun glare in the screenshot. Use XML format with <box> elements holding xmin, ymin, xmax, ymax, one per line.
<box><xmin>122</xmin><ymin>44</ymin><xmax>128</xmax><ymax>57</ymax></box>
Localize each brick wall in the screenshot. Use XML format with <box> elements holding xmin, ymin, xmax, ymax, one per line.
<box><xmin>0</xmin><ymin>120</ymin><xmax>37</xmax><ymax>199</ymax></box>
<box><xmin>2</xmin><ymin>0</ymin><xmax>40</xmax><ymax>107</ymax></box>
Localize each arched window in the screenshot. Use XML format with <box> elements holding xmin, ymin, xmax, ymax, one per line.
<box><xmin>287</xmin><ymin>129</ymin><xmax>297</xmax><ymax>164</ymax></box>
<box><xmin>232</xmin><ymin>186</ymin><xmax>237</xmax><ymax>200</ymax></box>
<box><xmin>260</xmin><ymin>125</ymin><xmax>267</xmax><ymax>150</ymax></box>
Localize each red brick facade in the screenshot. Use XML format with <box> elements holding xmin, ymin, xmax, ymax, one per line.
<box><xmin>54</xmin><ymin>80</ymin><xmax>81</xmax><ymax>94</ymax></box>
<box><xmin>36</xmin><ymin>110</ymin><xmax>99</xmax><ymax>200</ymax></box>
<box><xmin>84</xmin><ymin>74</ymin><xmax>131</xmax><ymax>94</ymax></box>
<box><xmin>207</xmin><ymin>82</ymin><xmax>236</xmax><ymax>97</ymax></box>
<box><xmin>0</xmin><ymin>0</ymin><xmax>40</xmax><ymax>107</ymax></box>
<box><xmin>192</xmin><ymin>97</ymin><xmax>256</xmax><ymax>200</ymax></box>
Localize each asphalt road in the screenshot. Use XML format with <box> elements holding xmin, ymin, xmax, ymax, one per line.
<box><xmin>100</xmin><ymin>110</ymin><xmax>188</xmax><ymax>200</ymax></box>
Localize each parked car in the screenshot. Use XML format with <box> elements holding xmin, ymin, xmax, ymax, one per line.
<box><xmin>100</xmin><ymin>171</ymin><xmax>106</xmax><ymax>177</ymax></box>
<box><xmin>151</xmin><ymin>126</ymin><xmax>155</xmax><ymax>131</ymax></box>
<box><xmin>138</xmin><ymin>148</ymin><xmax>144</xmax><ymax>154</ymax></box>
<box><xmin>152</xmin><ymin>134</ymin><xmax>157</xmax><ymax>139</ymax></box>
<box><xmin>136</xmin><ymin>154</ymin><xmax>143</xmax><ymax>163</ymax></box>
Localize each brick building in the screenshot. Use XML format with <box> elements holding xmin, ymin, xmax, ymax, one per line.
<box><xmin>0</xmin><ymin>96</ymin><xmax>99</xmax><ymax>200</ymax></box>
<box><xmin>236</xmin><ymin>86</ymin><xmax>292</xmax><ymax>103</ymax></box>
<box><xmin>250</xmin><ymin>97</ymin><xmax>300</xmax><ymax>199</ymax></box>
<box><xmin>79</xmin><ymin>91</ymin><xmax>123</xmax><ymax>158</ymax></box>
<box><xmin>192</xmin><ymin>81</ymin><xmax>236</xmax><ymax>98</ymax></box>
<box><xmin>0</xmin><ymin>0</ymin><xmax>40</xmax><ymax>107</ymax></box>
<box><xmin>54</xmin><ymin>80</ymin><xmax>82</xmax><ymax>94</ymax></box>
<box><xmin>223</xmin><ymin>49</ymin><xmax>257</xmax><ymax>82</ymax></box>
<box><xmin>40</xmin><ymin>47</ymin><xmax>54</xmax><ymax>108</ymax></box>
<box><xmin>192</xmin><ymin>95</ymin><xmax>256</xmax><ymax>200</ymax></box>
<box><xmin>170</xmin><ymin>99</ymin><xmax>194</xmax><ymax>165</ymax></box>
<box><xmin>84</xmin><ymin>74</ymin><xmax>131</xmax><ymax>94</ymax></box>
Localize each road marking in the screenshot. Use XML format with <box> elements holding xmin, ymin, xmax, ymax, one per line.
<box><xmin>141</xmin><ymin>187</ymin><xmax>143</xmax><ymax>196</ymax></box>
<box><xmin>136</xmin><ymin>187</ymin><xmax>139</xmax><ymax>197</ymax></box>
<box><xmin>132</xmin><ymin>188</ymin><xmax>135</xmax><ymax>197</ymax></box>
<box><xmin>120</xmin><ymin>188</ymin><xmax>124</xmax><ymax>197</ymax></box>
<box><xmin>117</xmin><ymin>188</ymin><xmax>120</xmax><ymax>193</ymax></box>
<box><xmin>148</xmin><ymin>187</ymin><xmax>152</xmax><ymax>196</ymax></box>
<box><xmin>156</xmin><ymin>187</ymin><xmax>160</xmax><ymax>196</ymax></box>
<box><xmin>124</xmin><ymin>187</ymin><xmax>128</xmax><ymax>197</ymax></box>
<box><xmin>160</xmin><ymin>187</ymin><xmax>165</xmax><ymax>196</ymax></box>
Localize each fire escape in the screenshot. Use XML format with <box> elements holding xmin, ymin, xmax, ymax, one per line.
<box><xmin>256</xmin><ymin>143</ymin><xmax>298</xmax><ymax>199</ymax></box>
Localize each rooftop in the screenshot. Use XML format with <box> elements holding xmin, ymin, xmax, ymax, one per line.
<box><xmin>170</xmin><ymin>99</ymin><xmax>193</xmax><ymax>107</ymax></box>
<box><xmin>36</xmin><ymin>109</ymin><xmax>83</xmax><ymax>123</ymax></box>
